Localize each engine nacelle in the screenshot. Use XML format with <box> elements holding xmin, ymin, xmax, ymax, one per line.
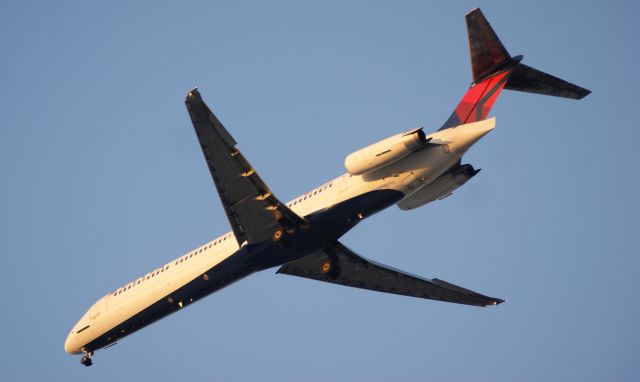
<box><xmin>344</xmin><ymin>128</ymin><xmax>428</xmax><ymax>175</ymax></box>
<box><xmin>397</xmin><ymin>163</ymin><xmax>480</xmax><ymax>210</ymax></box>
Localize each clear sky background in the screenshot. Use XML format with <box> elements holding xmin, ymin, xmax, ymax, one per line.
<box><xmin>1</xmin><ymin>1</ymin><xmax>638</xmax><ymax>381</ymax></box>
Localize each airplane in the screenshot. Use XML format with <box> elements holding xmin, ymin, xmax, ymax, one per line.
<box><xmin>65</xmin><ymin>8</ymin><xmax>590</xmax><ymax>366</ymax></box>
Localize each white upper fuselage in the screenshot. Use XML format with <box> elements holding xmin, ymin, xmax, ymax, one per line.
<box><xmin>64</xmin><ymin>118</ymin><xmax>495</xmax><ymax>355</ymax></box>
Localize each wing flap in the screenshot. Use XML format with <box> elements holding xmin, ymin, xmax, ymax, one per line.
<box><xmin>278</xmin><ymin>242</ymin><xmax>504</xmax><ymax>307</ymax></box>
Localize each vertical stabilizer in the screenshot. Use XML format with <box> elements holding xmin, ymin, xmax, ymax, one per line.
<box><xmin>466</xmin><ymin>8</ymin><xmax>513</xmax><ymax>84</ymax></box>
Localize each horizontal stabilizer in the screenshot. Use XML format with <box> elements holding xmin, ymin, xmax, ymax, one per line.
<box><xmin>505</xmin><ymin>63</ymin><xmax>591</xmax><ymax>100</ymax></box>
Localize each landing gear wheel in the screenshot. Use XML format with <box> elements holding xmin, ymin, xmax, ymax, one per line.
<box><xmin>328</xmin><ymin>265</ymin><xmax>342</xmax><ymax>280</ymax></box>
<box><xmin>320</xmin><ymin>261</ymin><xmax>332</xmax><ymax>274</ymax></box>
<box><xmin>81</xmin><ymin>355</ymin><xmax>93</xmax><ymax>367</ymax></box>
<box><xmin>272</xmin><ymin>229</ymin><xmax>284</xmax><ymax>242</ymax></box>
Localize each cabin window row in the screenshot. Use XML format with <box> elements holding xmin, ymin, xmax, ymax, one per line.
<box><xmin>173</xmin><ymin>233</ymin><xmax>233</xmax><ymax>265</ymax></box>
<box><xmin>112</xmin><ymin>264</ymin><xmax>170</xmax><ymax>296</ymax></box>
<box><xmin>287</xmin><ymin>183</ymin><xmax>332</xmax><ymax>207</ymax></box>
<box><xmin>111</xmin><ymin>233</ymin><xmax>234</xmax><ymax>297</ymax></box>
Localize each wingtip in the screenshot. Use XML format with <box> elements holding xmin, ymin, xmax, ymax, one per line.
<box><xmin>577</xmin><ymin>89</ymin><xmax>592</xmax><ymax>100</ymax></box>
<box><xmin>186</xmin><ymin>87</ymin><xmax>201</xmax><ymax>101</ymax></box>
<box><xmin>466</xmin><ymin>7</ymin><xmax>482</xmax><ymax>17</ymax></box>
<box><xmin>492</xmin><ymin>298</ymin><xmax>506</xmax><ymax>306</ymax></box>
<box><xmin>481</xmin><ymin>297</ymin><xmax>505</xmax><ymax>307</ymax></box>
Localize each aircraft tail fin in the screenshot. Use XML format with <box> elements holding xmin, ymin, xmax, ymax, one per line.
<box><xmin>439</xmin><ymin>8</ymin><xmax>590</xmax><ymax>131</ymax></box>
<box><xmin>466</xmin><ymin>7</ymin><xmax>513</xmax><ymax>84</ymax></box>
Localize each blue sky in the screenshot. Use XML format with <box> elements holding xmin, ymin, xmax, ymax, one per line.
<box><xmin>1</xmin><ymin>1</ymin><xmax>638</xmax><ymax>381</ymax></box>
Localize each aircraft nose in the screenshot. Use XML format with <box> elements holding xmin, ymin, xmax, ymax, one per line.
<box><xmin>64</xmin><ymin>332</ymin><xmax>82</xmax><ymax>354</ymax></box>
<box><xmin>452</xmin><ymin>117</ymin><xmax>495</xmax><ymax>153</ymax></box>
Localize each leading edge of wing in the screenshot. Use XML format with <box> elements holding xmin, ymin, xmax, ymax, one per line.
<box><xmin>184</xmin><ymin>88</ymin><xmax>307</xmax><ymax>245</ymax></box>
<box><xmin>277</xmin><ymin>242</ymin><xmax>504</xmax><ymax>307</ymax></box>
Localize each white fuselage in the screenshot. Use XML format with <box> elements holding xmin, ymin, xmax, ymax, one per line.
<box><xmin>64</xmin><ymin>118</ymin><xmax>495</xmax><ymax>355</ymax></box>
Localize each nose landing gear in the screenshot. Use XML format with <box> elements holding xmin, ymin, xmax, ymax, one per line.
<box><xmin>80</xmin><ymin>350</ymin><xmax>93</xmax><ymax>367</ymax></box>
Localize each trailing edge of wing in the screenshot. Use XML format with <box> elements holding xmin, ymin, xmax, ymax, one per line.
<box><xmin>185</xmin><ymin>88</ymin><xmax>307</xmax><ymax>245</ymax></box>
<box><xmin>277</xmin><ymin>241</ymin><xmax>504</xmax><ymax>307</ymax></box>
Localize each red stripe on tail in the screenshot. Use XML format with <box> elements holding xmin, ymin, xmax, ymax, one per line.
<box><xmin>439</xmin><ymin>70</ymin><xmax>511</xmax><ymax>130</ymax></box>
<box><xmin>456</xmin><ymin>72</ymin><xmax>511</xmax><ymax>123</ymax></box>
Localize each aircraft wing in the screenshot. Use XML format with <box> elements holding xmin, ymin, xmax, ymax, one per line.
<box><xmin>277</xmin><ymin>241</ymin><xmax>504</xmax><ymax>307</ymax></box>
<box><xmin>185</xmin><ymin>89</ymin><xmax>307</xmax><ymax>245</ymax></box>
